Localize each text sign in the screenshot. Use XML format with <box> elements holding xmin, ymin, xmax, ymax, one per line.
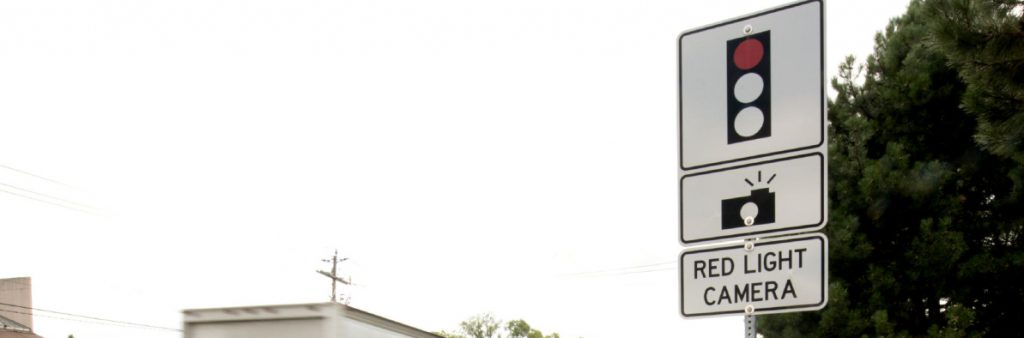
<box><xmin>679</xmin><ymin>0</ymin><xmax>823</xmax><ymax>170</ymax></box>
<box><xmin>681</xmin><ymin>233</ymin><xmax>827</xmax><ymax>317</ymax></box>
<box><xmin>680</xmin><ymin>153</ymin><xmax>825</xmax><ymax>244</ymax></box>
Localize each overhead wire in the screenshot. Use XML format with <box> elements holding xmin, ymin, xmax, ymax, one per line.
<box><xmin>326</xmin><ymin>257</ymin><xmax>678</xmax><ymax>300</ymax></box>
<box><xmin>0</xmin><ymin>302</ymin><xmax>181</xmax><ymax>332</ymax></box>
<box><xmin>0</xmin><ymin>308</ymin><xmax>180</xmax><ymax>334</ymax></box>
<box><xmin>556</xmin><ymin>260</ymin><xmax>676</xmax><ymax>277</ymax></box>
<box><xmin>0</xmin><ymin>164</ymin><xmax>79</xmax><ymax>190</ymax></box>
<box><xmin>0</xmin><ymin>187</ymin><xmax>98</xmax><ymax>215</ymax></box>
<box><xmin>0</xmin><ymin>182</ymin><xmax>100</xmax><ymax>213</ymax></box>
<box><xmin>0</xmin><ymin>164</ymin><xmax>102</xmax><ymax>215</ymax></box>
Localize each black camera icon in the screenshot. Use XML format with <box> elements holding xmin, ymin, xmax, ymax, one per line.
<box><xmin>721</xmin><ymin>188</ymin><xmax>776</xmax><ymax>229</ymax></box>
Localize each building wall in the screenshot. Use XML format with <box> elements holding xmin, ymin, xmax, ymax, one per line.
<box><xmin>340</xmin><ymin>307</ymin><xmax>439</xmax><ymax>338</ymax></box>
<box><xmin>189</xmin><ymin>318</ymin><xmax>324</xmax><ymax>338</ymax></box>
<box><xmin>0</xmin><ymin>331</ymin><xmax>43</xmax><ymax>338</ymax></box>
<box><xmin>182</xmin><ymin>303</ymin><xmax>439</xmax><ymax>338</ymax></box>
<box><xmin>340</xmin><ymin>318</ymin><xmax>420</xmax><ymax>338</ymax></box>
<box><xmin>0</xmin><ymin>278</ymin><xmax>32</xmax><ymax>330</ymax></box>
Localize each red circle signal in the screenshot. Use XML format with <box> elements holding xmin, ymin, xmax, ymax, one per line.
<box><xmin>733</xmin><ymin>38</ymin><xmax>764</xmax><ymax>70</ymax></box>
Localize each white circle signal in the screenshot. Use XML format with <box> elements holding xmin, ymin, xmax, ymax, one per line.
<box><xmin>733</xmin><ymin>107</ymin><xmax>765</xmax><ymax>137</ymax></box>
<box><xmin>733</xmin><ymin>73</ymin><xmax>764</xmax><ymax>103</ymax></box>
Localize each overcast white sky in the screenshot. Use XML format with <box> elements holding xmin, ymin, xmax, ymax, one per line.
<box><xmin>2</xmin><ymin>1</ymin><xmax>909</xmax><ymax>337</ymax></box>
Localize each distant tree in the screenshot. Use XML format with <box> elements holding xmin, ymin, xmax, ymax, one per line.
<box><xmin>442</xmin><ymin>314</ymin><xmax>571</xmax><ymax>338</ymax></box>
<box><xmin>759</xmin><ymin>0</ymin><xmax>1024</xmax><ymax>337</ymax></box>
<box><xmin>506</xmin><ymin>319</ymin><xmax>544</xmax><ymax>338</ymax></box>
<box><xmin>434</xmin><ymin>330</ymin><xmax>466</xmax><ymax>338</ymax></box>
<box><xmin>459</xmin><ymin>313</ymin><xmax>502</xmax><ymax>338</ymax></box>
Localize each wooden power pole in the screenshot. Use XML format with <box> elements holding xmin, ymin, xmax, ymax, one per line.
<box><xmin>317</xmin><ymin>250</ymin><xmax>351</xmax><ymax>303</ymax></box>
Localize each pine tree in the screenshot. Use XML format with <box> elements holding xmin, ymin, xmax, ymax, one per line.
<box><xmin>759</xmin><ymin>1</ymin><xmax>1024</xmax><ymax>336</ymax></box>
<box><xmin>925</xmin><ymin>0</ymin><xmax>1024</xmax><ymax>166</ymax></box>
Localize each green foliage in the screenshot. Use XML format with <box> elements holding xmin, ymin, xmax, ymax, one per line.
<box><xmin>760</xmin><ymin>0</ymin><xmax>1024</xmax><ymax>336</ymax></box>
<box><xmin>435</xmin><ymin>330</ymin><xmax>467</xmax><ymax>338</ymax></box>
<box><xmin>506</xmin><ymin>319</ymin><xmax>530</xmax><ymax>338</ymax></box>
<box><xmin>459</xmin><ymin>313</ymin><xmax>502</xmax><ymax>338</ymax></box>
<box><xmin>441</xmin><ymin>314</ymin><xmax>570</xmax><ymax>338</ymax></box>
<box><xmin>506</xmin><ymin>319</ymin><xmax>544</xmax><ymax>338</ymax></box>
<box><xmin>925</xmin><ymin>0</ymin><xmax>1024</xmax><ymax>166</ymax></box>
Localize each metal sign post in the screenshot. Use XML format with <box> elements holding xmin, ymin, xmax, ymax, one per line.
<box><xmin>745</xmin><ymin>314</ymin><xmax>756</xmax><ymax>338</ymax></box>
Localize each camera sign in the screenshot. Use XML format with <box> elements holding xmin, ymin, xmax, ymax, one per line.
<box><xmin>681</xmin><ymin>233</ymin><xmax>827</xmax><ymax>317</ymax></box>
<box><xmin>680</xmin><ymin>153</ymin><xmax>824</xmax><ymax>244</ymax></box>
<box><xmin>679</xmin><ymin>0</ymin><xmax>823</xmax><ymax>170</ymax></box>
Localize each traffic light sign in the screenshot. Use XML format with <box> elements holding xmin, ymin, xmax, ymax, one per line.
<box><xmin>726</xmin><ymin>31</ymin><xmax>771</xmax><ymax>144</ymax></box>
<box><xmin>679</xmin><ymin>0</ymin><xmax>826</xmax><ymax>242</ymax></box>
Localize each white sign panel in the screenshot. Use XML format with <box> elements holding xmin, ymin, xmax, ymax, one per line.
<box><xmin>681</xmin><ymin>233</ymin><xmax>827</xmax><ymax>317</ymax></box>
<box><xmin>680</xmin><ymin>153</ymin><xmax>825</xmax><ymax>244</ymax></box>
<box><xmin>679</xmin><ymin>0</ymin><xmax>823</xmax><ymax>170</ymax></box>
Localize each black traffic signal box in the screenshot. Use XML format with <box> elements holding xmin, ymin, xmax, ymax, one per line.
<box><xmin>726</xmin><ymin>31</ymin><xmax>771</xmax><ymax>144</ymax></box>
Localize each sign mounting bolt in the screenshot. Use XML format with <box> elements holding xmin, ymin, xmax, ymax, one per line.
<box><xmin>744</xmin><ymin>241</ymin><xmax>755</xmax><ymax>251</ymax></box>
<box><xmin>743</xmin><ymin>25</ymin><xmax>753</xmax><ymax>35</ymax></box>
<box><xmin>745</xmin><ymin>304</ymin><xmax>755</xmax><ymax>314</ymax></box>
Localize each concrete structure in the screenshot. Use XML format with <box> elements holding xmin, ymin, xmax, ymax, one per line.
<box><xmin>183</xmin><ymin>303</ymin><xmax>441</xmax><ymax>338</ymax></box>
<box><xmin>0</xmin><ymin>277</ymin><xmax>42</xmax><ymax>338</ymax></box>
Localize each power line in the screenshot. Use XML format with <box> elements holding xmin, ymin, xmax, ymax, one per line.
<box><xmin>556</xmin><ymin>260</ymin><xmax>676</xmax><ymax>277</ymax></box>
<box><xmin>0</xmin><ymin>165</ymin><xmax>79</xmax><ymax>190</ymax></box>
<box><xmin>558</xmin><ymin>266</ymin><xmax>675</xmax><ymax>278</ymax></box>
<box><xmin>343</xmin><ymin>259</ymin><xmax>676</xmax><ymax>291</ymax></box>
<box><xmin>0</xmin><ymin>187</ymin><xmax>98</xmax><ymax>215</ymax></box>
<box><xmin>0</xmin><ymin>308</ymin><xmax>179</xmax><ymax>333</ymax></box>
<box><xmin>0</xmin><ymin>182</ymin><xmax>100</xmax><ymax>212</ymax></box>
<box><xmin>604</xmin><ymin>266</ymin><xmax>675</xmax><ymax>275</ymax></box>
<box><xmin>0</xmin><ymin>302</ymin><xmax>181</xmax><ymax>332</ymax></box>
<box><xmin>0</xmin><ymin>165</ymin><xmax>102</xmax><ymax>215</ymax></box>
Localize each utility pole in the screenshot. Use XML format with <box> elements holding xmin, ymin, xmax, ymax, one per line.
<box><xmin>317</xmin><ymin>250</ymin><xmax>351</xmax><ymax>303</ymax></box>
